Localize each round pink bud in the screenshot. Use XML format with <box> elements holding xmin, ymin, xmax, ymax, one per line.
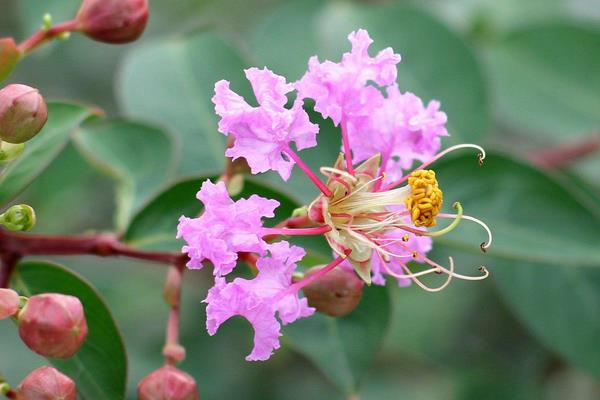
<box><xmin>0</xmin><ymin>288</ymin><xmax>20</xmax><ymax>320</ymax></box>
<box><xmin>75</xmin><ymin>0</ymin><xmax>149</xmax><ymax>44</ymax></box>
<box><xmin>15</xmin><ymin>366</ymin><xmax>76</xmax><ymax>400</ymax></box>
<box><xmin>302</xmin><ymin>266</ymin><xmax>364</xmax><ymax>317</ymax></box>
<box><xmin>138</xmin><ymin>365</ymin><xmax>199</xmax><ymax>400</ymax></box>
<box><xmin>0</xmin><ymin>84</ymin><xmax>48</xmax><ymax>144</ymax></box>
<box><xmin>18</xmin><ymin>294</ymin><xmax>88</xmax><ymax>359</ymax></box>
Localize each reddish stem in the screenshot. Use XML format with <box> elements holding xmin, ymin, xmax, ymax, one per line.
<box><xmin>281</xmin><ymin>253</ymin><xmax>349</xmax><ymax>299</ymax></box>
<box><xmin>0</xmin><ymin>252</ymin><xmax>21</xmax><ymax>288</ymax></box>
<box><xmin>528</xmin><ymin>134</ymin><xmax>600</xmax><ymax>169</ymax></box>
<box><xmin>261</xmin><ymin>226</ymin><xmax>331</xmax><ymax>237</ymax></box>
<box><xmin>17</xmin><ymin>20</ymin><xmax>78</xmax><ymax>54</ymax></box>
<box><xmin>340</xmin><ymin>118</ymin><xmax>355</xmax><ymax>175</ymax></box>
<box><xmin>284</xmin><ymin>147</ymin><xmax>332</xmax><ymax>197</ymax></box>
<box><xmin>0</xmin><ymin>230</ymin><xmax>186</xmax><ymax>266</ymax></box>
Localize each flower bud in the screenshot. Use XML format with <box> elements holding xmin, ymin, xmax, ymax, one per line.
<box><xmin>0</xmin><ymin>288</ymin><xmax>19</xmax><ymax>320</ymax></box>
<box><xmin>137</xmin><ymin>365</ymin><xmax>199</xmax><ymax>400</ymax></box>
<box><xmin>16</xmin><ymin>366</ymin><xmax>76</xmax><ymax>400</ymax></box>
<box><xmin>75</xmin><ymin>0</ymin><xmax>149</xmax><ymax>44</ymax></box>
<box><xmin>0</xmin><ymin>38</ymin><xmax>20</xmax><ymax>82</ymax></box>
<box><xmin>0</xmin><ymin>141</ymin><xmax>25</xmax><ymax>162</ymax></box>
<box><xmin>0</xmin><ymin>204</ymin><xmax>36</xmax><ymax>231</ymax></box>
<box><xmin>302</xmin><ymin>266</ymin><xmax>364</xmax><ymax>317</ymax></box>
<box><xmin>0</xmin><ymin>85</ymin><xmax>47</xmax><ymax>144</ymax></box>
<box><xmin>18</xmin><ymin>294</ymin><xmax>88</xmax><ymax>359</ymax></box>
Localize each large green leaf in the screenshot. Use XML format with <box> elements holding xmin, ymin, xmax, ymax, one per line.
<box><xmin>486</xmin><ymin>23</ymin><xmax>600</xmax><ymax>140</ymax></box>
<box><xmin>252</xmin><ymin>1</ymin><xmax>489</xmax><ymax>144</ymax></box>
<box><xmin>11</xmin><ymin>261</ymin><xmax>127</xmax><ymax>400</ymax></box>
<box><xmin>74</xmin><ymin>120</ymin><xmax>177</xmax><ymax>231</ymax></box>
<box><xmin>117</xmin><ymin>31</ymin><xmax>251</xmax><ymax>176</ymax></box>
<box><xmin>435</xmin><ymin>152</ymin><xmax>600</xmax><ymax>376</ymax></box>
<box><xmin>284</xmin><ymin>285</ymin><xmax>391</xmax><ymax>395</ymax></box>
<box><xmin>0</xmin><ymin>102</ymin><xmax>95</xmax><ymax>207</ymax></box>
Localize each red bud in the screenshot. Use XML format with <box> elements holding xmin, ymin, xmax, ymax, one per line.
<box><xmin>0</xmin><ymin>38</ymin><xmax>20</xmax><ymax>82</ymax></box>
<box><xmin>18</xmin><ymin>294</ymin><xmax>88</xmax><ymax>359</ymax></box>
<box><xmin>138</xmin><ymin>365</ymin><xmax>199</xmax><ymax>400</ymax></box>
<box><xmin>75</xmin><ymin>0</ymin><xmax>149</xmax><ymax>44</ymax></box>
<box><xmin>15</xmin><ymin>366</ymin><xmax>76</xmax><ymax>400</ymax></box>
<box><xmin>0</xmin><ymin>84</ymin><xmax>48</xmax><ymax>144</ymax></box>
<box><xmin>302</xmin><ymin>266</ymin><xmax>364</xmax><ymax>317</ymax></box>
<box><xmin>0</xmin><ymin>288</ymin><xmax>19</xmax><ymax>320</ymax></box>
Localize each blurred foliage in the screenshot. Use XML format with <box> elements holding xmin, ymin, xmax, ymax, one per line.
<box><xmin>1</xmin><ymin>0</ymin><xmax>600</xmax><ymax>399</ymax></box>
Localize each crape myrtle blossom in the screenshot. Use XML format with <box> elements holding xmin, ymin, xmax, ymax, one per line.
<box><xmin>179</xmin><ymin>28</ymin><xmax>493</xmax><ymax>361</ymax></box>
<box><xmin>204</xmin><ymin>242</ymin><xmax>317</xmax><ymax>361</ymax></box>
<box><xmin>213</xmin><ymin>67</ymin><xmax>319</xmax><ymax>182</ymax></box>
<box><xmin>177</xmin><ymin>180</ymin><xmax>279</xmax><ymax>276</ymax></box>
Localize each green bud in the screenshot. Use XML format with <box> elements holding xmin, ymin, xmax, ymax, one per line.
<box><xmin>0</xmin><ymin>204</ymin><xmax>36</xmax><ymax>231</ymax></box>
<box><xmin>0</xmin><ymin>141</ymin><xmax>24</xmax><ymax>162</ymax></box>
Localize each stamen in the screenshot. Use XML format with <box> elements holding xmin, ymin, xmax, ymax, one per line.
<box><xmin>398</xmin><ymin>202</ymin><xmax>463</xmax><ymax>237</ymax></box>
<box><xmin>381</xmin><ymin>144</ymin><xmax>486</xmax><ymax>191</ymax></box>
<box><xmin>405</xmin><ymin>170</ymin><xmax>443</xmax><ymax>227</ymax></box>
<box><xmin>320</xmin><ymin>167</ymin><xmax>358</xmax><ymax>183</ymax></box>
<box><xmin>438</xmin><ymin>212</ymin><xmax>493</xmax><ymax>251</ymax></box>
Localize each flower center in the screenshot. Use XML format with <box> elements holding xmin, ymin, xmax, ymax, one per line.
<box><xmin>405</xmin><ymin>170</ymin><xmax>443</xmax><ymax>227</ymax></box>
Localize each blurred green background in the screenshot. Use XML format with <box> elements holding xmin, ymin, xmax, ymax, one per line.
<box><xmin>1</xmin><ymin>0</ymin><xmax>600</xmax><ymax>399</ymax></box>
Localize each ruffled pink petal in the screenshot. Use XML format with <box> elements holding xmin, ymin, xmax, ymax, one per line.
<box><xmin>213</xmin><ymin>69</ymin><xmax>319</xmax><ymax>180</ymax></box>
<box><xmin>177</xmin><ymin>180</ymin><xmax>279</xmax><ymax>276</ymax></box>
<box><xmin>203</xmin><ymin>242</ymin><xmax>313</xmax><ymax>361</ymax></box>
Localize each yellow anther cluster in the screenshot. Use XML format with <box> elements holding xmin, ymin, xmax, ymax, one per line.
<box><xmin>406</xmin><ymin>170</ymin><xmax>443</xmax><ymax>227</ymax></box>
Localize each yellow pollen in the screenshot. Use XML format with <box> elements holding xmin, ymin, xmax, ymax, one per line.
<box><xmin>406</xmin><ymin>170</ymin><xmax>443</xmax><ymax>227</ymax></box>
<box><xmin>402</xmin><ymin>234</ymin><xmax>409</xmax><ymax>242</ymax></box>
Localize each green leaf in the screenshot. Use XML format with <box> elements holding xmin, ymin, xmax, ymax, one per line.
<box><xmin>284</xmin><ymin>285</ymin><xmax>391</xmax><ymax>395</ymax></box>
<box><xmin>74</xmin><ymin>120</ymin><xmax>177</xmax><ymax>231</ymax></box>
<box><xmin>124</xmin><ymin>176</ymin><xmax>303</xmax><ymax>251</ymax></box>
<box><xmin>0</xmin><ymin>102</ymin><xmax>95</xmax><ymax>207</ymax></box>
<box><xmin>117</xmin><ymin>31</ymin><xmax>250</xmax><ymax>176</ymax></box>
<box><xmin>435</xmin><ymin>152</ymin><xmax>600</xmax><ymax>376</ymax></box>
<box><xmin>252</xmin><ymin>1</ymin><xmax>489</xmax><ymax>144</ymax></box>
<box><xmin>486</xmin><ymin>23</ymin><xmax>600</xmax><ymax>140</ymax></box>
<box><xmin>11</xmin><ymin>261</ymin><xmax>127</xmax><ymax>400</ymax></box>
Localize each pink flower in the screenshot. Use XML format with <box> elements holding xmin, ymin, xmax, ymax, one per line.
<box><xmin>296</xmin><ymin>29</ymin><xmax>401</xmax><ymax>125</ymax></box>
<box><xmin>177</xmin><ymin>180</ymin><xmax>279</xmax><ymax>276</ymax></box>
<box><xmin>348</xmin><ymin>85</ymin><xmax>448</xmax><ymax>179</ymax></box>
<box><xmin>204</xmin><ymin>242</ymin><xmax>313</xmax><ymax>361</ymax></box>
<box><xmin>212</xmin><ymin>67</ymin><xmax>319</xmax><ymax>180</ymax></box>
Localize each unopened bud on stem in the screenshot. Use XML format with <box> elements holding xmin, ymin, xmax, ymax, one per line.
<box><xmin>0</xmin><ymin>204</ymin><xmax>36</xmax><ymax>231</ymax></box>
<box><xmin>0</xmin><ymin>288</ymin><xmax>19</xmax><ymax>320</ymax></box>
<box><xmin>75</xmin><ymin>0</ymin><xmax>149</xmax><ymax>44</ymax></box>
<box><xmin>302</xmin><ymin>266</ymin><xmax>364</xmax><ymax>317</ymax></box>
<box><xmin>138</xmin><ymin>365</ymin><xmax>199</xmax><ymax>400</ymax></box>
<box><xmin>18</xmin><ymin>293</ymin><xmax>88</xmax><ymax>358</ymax></box>
<box><xmin>0</xmin><ymin>84</ymin><xmax>47</xmax><ymax>144</ymax></box>
<box><xmin>16</xmin><ymin>366</ymin><xmax>76</xmax><ymax>400</ymax></box>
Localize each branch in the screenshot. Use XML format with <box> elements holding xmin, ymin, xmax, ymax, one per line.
<box><xmin>0</xmin><ymin>252</ymin><xmax>21</xmax><ymax>288</ymax></box>
<box><xmin>17</xmin><ymin>20</ymin><xmax>78</xmax><ymax>54</ymax></box>
<box><xmin>0</xmin><ymin>230</ymin><xmax>186</xmax><ymax>266</ymax></box>
<box><xmin>528</xmin><ymin>134</ymin><xmax>600</xmax><ymax>169</ymax></box>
